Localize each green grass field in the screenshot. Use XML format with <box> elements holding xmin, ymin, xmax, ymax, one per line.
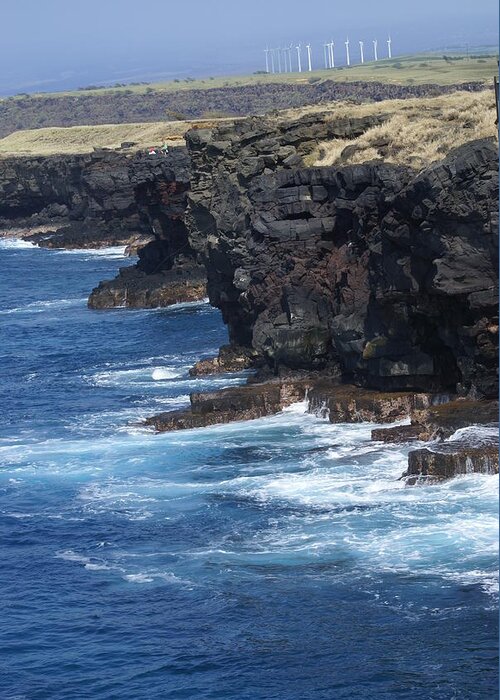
<box><xmin>7</xmin><ymin>52</ymin><xmax>498</xmax><ymax>101</ymax></box>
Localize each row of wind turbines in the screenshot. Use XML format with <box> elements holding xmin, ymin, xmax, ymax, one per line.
<box><xmin>264</xmin><ymin>37</ymin><xmax>392</xmax><ymax>73</ymax></box>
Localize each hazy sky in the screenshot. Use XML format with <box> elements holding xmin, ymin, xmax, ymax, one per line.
<box><xmin>1</xmin><ymin>0</ymin><xmax>498</xmax><ymax>94</ymax></box>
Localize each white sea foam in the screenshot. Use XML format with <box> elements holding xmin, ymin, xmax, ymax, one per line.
<box><xmin>87</xmin><ymin>364</ymin><xmax>248</xmax><ymax>392</ymax></box>
<box><xmin>123</xmin><ymin>572</ymin><xmax>155</xmax><ymax>583</ymax></box>
<box><xmin>161</xmin><ymin>298</ymin><xmax>210</xmax><ymax>311</ymax></box>
<box><xmin>152</xmin><ymin>394</ymin><xmax>190</xmax><ymax>406</ymax></box>
<box><xmin>5</xmin><ymin>401</ymin><xmax>497</xmax><ymax>599</ymax></box>
<box><xmin>0</xmin><ymin>297</ymin><xmax>86</xmax><ymax>316</ymax></box>
<box><xmin>446</xmin><ymin>425</ymin><xmax>499</xmax><ymax>442</ymax></box>
<box><xmin>151</xmin><ymin>368</ymin><xmax>183</xmax><ymax>381</ymax></box>
<box><xmin>89</xmin><ymin>365</ymin><xmax>188</xmax><ymax>387</ymax></box>
<box><xmin>56</xmin><ymin>547</ymin><xmax>188</xmax><ymax>586</ymax></box>
<box><xmin>0</xmin><ymin>237</ymin><xmax>36</xmax><ymax>249</ymax></box>
<box><xmin>54</xmin><ymin>245</ymin><xmax>128</xmax><ymax>259</ymax></box>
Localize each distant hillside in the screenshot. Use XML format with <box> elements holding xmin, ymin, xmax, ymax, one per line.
<box><xmin>0</xmin><ymin>80</ymin><xmax>491</xmax><ymax>139</ymax></box>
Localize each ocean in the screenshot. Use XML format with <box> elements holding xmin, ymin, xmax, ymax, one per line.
<box><xmin>0</xmin><ymin>239</ymin><xmax>497</xmax><ymax>699</ymax></box>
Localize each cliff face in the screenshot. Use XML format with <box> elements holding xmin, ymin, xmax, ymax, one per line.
<box><xmin>186</xmin><ymin>112</ymin><xmax>498</xmax><ymax>398</ymax></box>
<box><xmin>0</xmin><ymin>147</ymin><xmax>207</xmax><ymax>307</ymax></box>
<box><xmin>0</xmin><ymin>147</ymin><xmax>191</xmax><ymax>245</ymax></box>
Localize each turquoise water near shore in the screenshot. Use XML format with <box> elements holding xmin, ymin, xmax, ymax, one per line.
<box><xmin>0</xmin><ymin>240</ymin><xmax>498</xmax><ymax>699</ymax></box>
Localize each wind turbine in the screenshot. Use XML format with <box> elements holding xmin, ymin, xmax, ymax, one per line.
<box><xmin>387</xmin><ymin>36</ymin><xmax>392</xmax><ymax>59</ymax></box>
<box><xmin>306</xmin><ymin>43</ymin><xmax>312</xmax><ymax>71</ymax></box>
<box><xmin>329</xmin><ymin>41</ymin><xmax>335</xmax><ymax>68</ymax></box>
<box><xmin>270</xmin><ymin>48</ymin><xmax>275</xmax><ymax>73</ymax></box>
<box><xmin>373</xmin><ymin>39</ymin><xmax>378</xmax><ymax>61</ymax></box>
<box><xmin>264</xmin><ymin>47</ymin><xmax>270</xmax><ymax>73</ymax></box>
<box><xmin>345</xmin><ymin>37</ymin><xmax>350</xmax><ymax>67</ymax></box>
<box><xmin>296</xmin><ymin>43</ymin><xmax>302</xmax><ymax>72</ymax></box>
<box><xmin>277</xmin><ymin>47</ymin><xmax>282</xmax><ymax>73</ymax></box>
<box><xmin>323</xmin><ymin>42</ymin><xmax>329</xmax><ymax>69</ymax></box>
<box><xmin>359</xmin><ymin>40</ymin><xmax>364</xmax><ymax>64</ymax></box>
<box><xmin>288</xmin><ymin>44</ymin><xmax>294</xmax><ymax>72</ymax></box>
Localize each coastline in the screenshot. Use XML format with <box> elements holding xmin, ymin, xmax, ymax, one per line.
<box><xmin>1</xmin><ymin>2</ymin><xmax>499</xmax><ymax>691</ymax></box>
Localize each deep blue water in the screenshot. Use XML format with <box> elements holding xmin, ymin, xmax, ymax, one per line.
<box><xmin>0</xmin><ymin>239</ymin><xmax>498</xmax><ymax>700</ymax></box>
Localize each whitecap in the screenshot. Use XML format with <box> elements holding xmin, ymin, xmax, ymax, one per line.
<box><xmin>161</xmin><ymin>298</ymin><xmax>210</xmax><ymax>311</ymax></box>
<box><xmin>0</xmin><ymin>237</ymin><xmax>36</xmax><ymax>249</ymax></box>
<box><xmin>123</xmin><ymin>573</ymin><xmax>155</xmax><ymax>583</ymax></box>
<box><xmin>0</xmin><ymin>297</ymin><xmax>86</xmax><ymax>316</ymax></box>
<box><xmin>151</xmin><ymin>367</ymin><xmax>184</xmax><ymax>381</ymax></box>
<box><xmin>54</xmin><ymin>245</ymin><xmax>128</xmax><ymax>259</ymax></box>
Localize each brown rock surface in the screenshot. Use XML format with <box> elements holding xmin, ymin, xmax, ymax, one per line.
<box><xmin>189</xmin><ymin>344</ymin><xmax>262</xmax><ymax>376</ymax></box>
<box><xmin>145</xmin><ymin>379</ymin><xmax>311</xmax><ymax>432</ymax></box>
<box><xmin>371</xmin><ymin>424</ymin><xmax>424</xmax><ymax>443</ymax></box>
<box><xmin>308</xmin><ymin>383</ymin><xmax>441</xmax><ymax>423</ymax></box>
<box><xmin>405</xmin><ymin>440</ymin><xmax>499</xmax><ymax>484</ymax></box>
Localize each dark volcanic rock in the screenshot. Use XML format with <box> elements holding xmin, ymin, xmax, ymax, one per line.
<box><xmin>410</xmin><ymin>399</ymin><xmax>499</xmax><ymax>440</ymax></box>
<box><xmin>371</xmin><ymin>424</ymin><xmax>424</xmax><ymax>443</ymax></box>
<box><xmin>0</xmin><ymin>147</ymin><xmax>208</xmax><ymax>308</ymax></box>
<box><xmin>145</xmin><ymin>379</ymin><xmax>310</xmax><ymax>431</ymax></box>
<box><xmin>88</xmin><ymin>259</ymin><xmax>206</xmax><ymax>309</ymax></box>
<box><xmin>0</xmin><ymin>148</ymin><xmax>187</xmax><ymax>227</ymax></box>
<box><xmin>0</xmin><ymin>81</ymin><xmax>489</xmax><ymax>138</ymax></box>
<box><xmin>189</xmin><ymin>344</ymin><xmax>262</xmax><ymax>376</ymax></box>
<box><xmin>185</xmin><ymin>116</ymin><xmax>498</xmax><ymax>398</ymax></box>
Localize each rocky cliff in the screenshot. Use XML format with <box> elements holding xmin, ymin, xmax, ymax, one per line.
<box><xmin>0</xmin><ymin>147</ymin><xmax>207</xmax><ymax>307</ymax></box>
<box><xmin>185</xmin><ymin>111</ymin><xmax>498</xmax><ymax>399</ymax></box>
<box><xmin>0</xmin><ymin>147</ymin><xmax>190</xmax><ymax>241</ymax></box>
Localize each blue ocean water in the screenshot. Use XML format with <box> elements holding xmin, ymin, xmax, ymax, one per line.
<box><xmin>0</xmin><ymin>239</ymin><xmax>497</xmax><ymax>700</ymax></box>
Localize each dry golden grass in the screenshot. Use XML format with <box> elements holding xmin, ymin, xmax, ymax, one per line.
<box><xmin>0</xmin><ymin>90</ymin><xmax>497</xmax><ymax>167</ymax></box>
<box><xmin>0</xmin><ymin>117</ymin><xmax>237</xmax><ymax>156</ymax></box>
<box><xmin>304</xmin><ymin>90</ymin><xmax>498</xmax><ymax>170</ymax></box>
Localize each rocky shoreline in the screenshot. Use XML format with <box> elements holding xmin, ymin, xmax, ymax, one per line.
<box><xmin>1</xmin><ymin>101</ymin><xmax>497</xmax><ymax>485</ymax></box>
<box><xmin>145</xmin><ymin>367</ymin><xmax>498</xmax><ymax>484</ymax></box>
<box><xmin>147</xmin><ymin>108</ymin><xmax>497</xmax><ymax>484</ymax></box>
<box><xmin>0</xmin><ymin>147</ymin><xmax>208</xmax><ymax>308</ymax></box>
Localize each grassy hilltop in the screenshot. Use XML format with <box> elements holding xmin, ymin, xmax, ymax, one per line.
<box><xmin>0</xmin><ymin>90</ymin><xmax>496</xmax><ymax>167</ymax></box>
<box><xmin>1</xmin><ymin>53</ymin><xmax>496</xmax><ymax>130</ymax></box>
<box><xmin>0</xmin><ymin>118</ymin><xmax>236</xmax><ymax>156</ymax></box>
<box><xmin>0</xmin><ymin>52</ymin><xmax>497</xmax><ymax>157</ymax></box>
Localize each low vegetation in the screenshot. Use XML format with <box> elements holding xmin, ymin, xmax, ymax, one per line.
<box><xmin>0</xmin><ymin>88</ymin><xmax>496</xmax><ymax>169</ymax></box>
<box><xmin>306</xmin><ymin>90</ymin><xmax>498</xmax><ymax>170</ymax></box>
<box><xmin>0</xmin><ymin>118</ymin><xmax>236</xmax><ymax>156</ymax></box>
